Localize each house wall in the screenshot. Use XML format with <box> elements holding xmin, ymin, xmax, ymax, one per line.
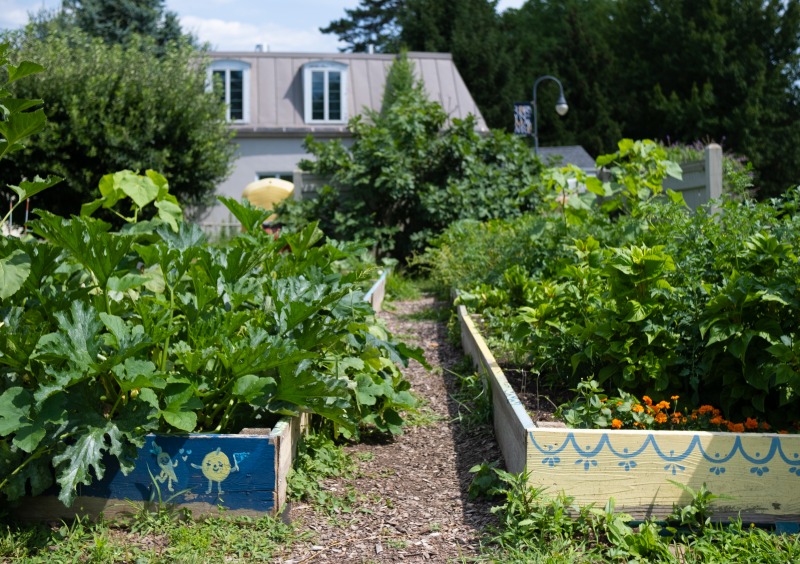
<box><xmin>203</xmin><ymin>135</ymin><xmax>354</xmax><ymax>230</ymax></box>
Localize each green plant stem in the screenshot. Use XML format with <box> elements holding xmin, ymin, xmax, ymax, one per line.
<box><xmin>160</xmin><ymin>285</ymin><xmax>175</xmax><ymax>372</ymax></box>
<box><xmin>0</xmin><ymin>445</ymin><xmax>51</xmax><ymax>495</ymax></box>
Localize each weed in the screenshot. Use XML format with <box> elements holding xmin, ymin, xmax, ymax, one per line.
<box><xmin>386</xmin><ymin>537</ymin><xmax>408</xmax><ymax>549</ymax></box>
<box><xmin>665</xmin><ymin>481</ymin><xmax>730</xmax><ymax>535</ymax></box>
<box><xmin>451</xmin><ymin>368</ymin><xmax>493</xmax><ymax>430</ymax></box>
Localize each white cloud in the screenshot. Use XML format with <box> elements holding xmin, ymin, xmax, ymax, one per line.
<box><xmin>497</xmin><ymin>0</ymin><xmax>526</xmax><ymax>12</ymax></box>
<box><xmin>0</xmin><ymin>7</ymin><xmax>33</xmax><ymax>29</ymax></box>
<box><xmin>180</xmin><ymin>15</ymin><xmax>342</xmax><ymax>52</ymax></box>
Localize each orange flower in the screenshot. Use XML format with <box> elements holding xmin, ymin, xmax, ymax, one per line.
<box><xmin>655</xmin><ymin>412</ymin><xmax>668</xmax><ymax>424</ymax></box>
<box><xmin>727</xmin><ymin>422</ymin><xmax>745</xmax><ymax>433</ymax></box>
<box><xmin>656</xmin><ymin>401</ymin><xmax>671</xmax><ymax>410</ymax></box>
<box><xmin>671</xmin><ymin>395</ymin><xmax>680</xmax><ymax>401</ymax></box>
<box><xmin>760</xmin><ymin>421</ymin><xmax>771</xmax><ymax>431</ymax></box>
<box><xmin>744</xmin><ymin>418</ymin><xmax>759</xmax><ymax>430</ymax></box>
<box><xmin>611</xmin><ymin>418</ymin><xmax>623</xmax><ymax>429</ymax></box>
<box><xmin>709</xmin><ymin>415</ymin><xmax>725</xmax><ymax>426</ymax></box>
<box><xmin>631</xmin><ymin>404</ymin><xmax>644</xmax><ymax>413</ymax></box>
<box><xmin>698</xmin><ymin>405</ymin><xmax>715</xmax><ymax>415</ymax></box>
<box><xmin>780</xmin><ymin>430</ymin><xmax>789</xmax><ymax>434</ymax></box>
<box><xmin>643</xmin><ymin>396</ymin><xmax>653</xmax><ymax>406</ymax></box>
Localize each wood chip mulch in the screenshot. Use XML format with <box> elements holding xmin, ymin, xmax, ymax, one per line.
<box><xmin>276</xmin><ymin>297</ymin><xmax>503</xmax><ymax>563</ymax></box>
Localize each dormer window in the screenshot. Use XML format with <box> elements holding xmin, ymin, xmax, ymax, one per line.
<box><xmin>303</xmin><ymin>61</ymin><xmax>348</xmax><ymax>124</ymax></box>
<box><xmin>208</xmin><ymin>60</ymin><xmax>250</xmax><ymax>123</ymax></box>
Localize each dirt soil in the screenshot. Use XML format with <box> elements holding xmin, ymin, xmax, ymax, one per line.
<box><xmin>277</xmin><ymin>297</ymin><xmax>503</xmax><ymax>563</ymax></box>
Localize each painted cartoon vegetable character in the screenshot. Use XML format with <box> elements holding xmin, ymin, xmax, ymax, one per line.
<box><xmin>191</xmin><ymin>448</ymin><xmax>238</xmax><ymax>494</ymax></box>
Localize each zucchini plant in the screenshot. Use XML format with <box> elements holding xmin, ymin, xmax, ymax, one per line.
<box><xmin>0</xmin><ymin>45</ymin><xmax>423</xmax><ymax>507</ymax></box>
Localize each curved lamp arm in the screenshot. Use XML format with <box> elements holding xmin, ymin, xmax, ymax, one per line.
<box><xmin>532</xmin><ymin>75</ymin><xmax>568</xmax><ymax>155</ymax></box>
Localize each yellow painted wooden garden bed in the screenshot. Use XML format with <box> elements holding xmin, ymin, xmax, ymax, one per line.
<box><xmin>458</xmin><ymin>305</ymin><xmax>800</xmax><ymax>523</ymax></box>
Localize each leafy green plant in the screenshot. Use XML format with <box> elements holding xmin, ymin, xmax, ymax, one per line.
<box><xmin>1</xmin><ymin>158</ymin><xmax>423</xmax><ymax>507</ymax></box>
<box><xmin>428</xmin><ymin>139</ymin><xmax>800</xmax><ymax>428</ymax></box>
<box><xmin>452</xmin><ymin>368</ymin><xmax>493</xmax><ymax>430</ymax></box>
<box><xmin>665</xmin><ymin>481</ymin><xmax>728</xmax><ymax>536</ymax></box>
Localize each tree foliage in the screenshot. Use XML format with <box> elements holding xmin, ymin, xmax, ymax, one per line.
<box><xmin>0</xmin><ymin>24</ymin><xmax>233</xmax><ymax>218</ymax></box>
<box><xmin>323</xmin><ymin>0</ymin><xmax>800</xmax><ymax>198</ymax></box>
<box><xmin>61</xmin><ymin>0</ymin><xmax>191</xmax><ymax>50</ymax></box>
<box><xmin>320</xmin><ymin>0</ymin><xmax>402</xmax><ymax>53</ymax></box>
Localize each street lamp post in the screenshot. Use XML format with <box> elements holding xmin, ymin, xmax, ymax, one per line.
<box><xmin>532</xmin><ymin>75</ymin><xmax>568</xmax><ymax>155</ymax></box>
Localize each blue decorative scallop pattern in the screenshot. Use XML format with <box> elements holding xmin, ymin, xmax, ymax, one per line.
<box><xmin>528</xmin><ymin>432</ymin><xmax>800</xmax><ymax>477</ymax></box>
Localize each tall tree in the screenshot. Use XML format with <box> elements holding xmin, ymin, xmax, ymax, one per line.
<box><xmin>320</xmin><ymin>0</ymin><xmax>403</xmax><ymax>53</ymax></box>
<box><xmin>398</xmin><ymin>0</ymin><xmax>513</xmax><ymax>128</ymax></box>
<box><xmin>0</xmin><ymin>23</ymin><xmax>233</xmax><ymax>218</ymax></box>
<box><xmin>58</xmin><ymin>0</ymin><xmax>193</xmax><ymax>50</ymax></box>
<box><xmin>501</xmin><ymin>0</ymin><xmax>620</xmax><ymax>154</ymax></box>
<box><xmin>611</xmin><ymin>0</ymin><xmax>800</xmax><ymax>197</ymax></box>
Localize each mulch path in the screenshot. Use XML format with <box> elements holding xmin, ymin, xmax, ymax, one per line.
<box><xmin>277</xmin><ymin>297</ymin><xmax>503</xmax><ymax>563</ymax></box>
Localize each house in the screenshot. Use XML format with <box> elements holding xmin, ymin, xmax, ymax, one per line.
<box><xmin>203</xmin><ymin>50</ymin><xmax>488</xmax><ymax>231</ymax></box>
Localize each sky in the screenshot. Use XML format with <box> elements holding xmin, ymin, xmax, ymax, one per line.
<box><xmin>1</xmin><ymin>0</ymin><xmax>526</xmax><ymax>52</ymax></box>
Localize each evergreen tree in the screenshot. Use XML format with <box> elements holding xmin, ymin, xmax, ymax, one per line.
<box><xmin>501</xmin><ymin>0</ymin><xmax>620</xmax><ymax>154</ymax></box>
<box><xmin>399</xmin><ymin>0</ymin><xmax>513</xmax><ymax>128</ymax></box>
<box><xmin>611</xmin><ymin>0</ymin><xmax>800</xmax><ymax>197</ymax></box>
<box><xmin>381</xmin><ymin>49</ymin><xmax>420</xmax><ymax>114</ymax></box>
<box><xmin>61</xmin><ymin>0</ymin><xmax>194</xmax><ymax>50</ymax></box>
<box><xmin>320</xmin><ymin>0</ymin><xmax>403</xmax><ymax>53</ymax></box>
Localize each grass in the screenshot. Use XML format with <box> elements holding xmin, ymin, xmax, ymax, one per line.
<box><xmin>0</xmin><ymin>513</ymin><xmax>304</xmax><ymax>562</ymax></box>
<box><xmin>466</xmin><ymin>463</ymin><xmax>800</xmax><ymax>563</ymax></box>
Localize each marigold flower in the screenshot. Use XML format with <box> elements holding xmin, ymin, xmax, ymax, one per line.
<box><xmin>671</xmin><ymin>395</ymin><xmax>680</xmax><ymax>401</ymax></box>
<box><xmin>643</xmin><ymin>395</ymin><xmax>653</xmax><ymax>406</ymax></box>
<box><xmin>655</xmin><ymin>412</ymin><xmax>668</xmax><ymax>424</ymax></box>
<box><xmin>631</xmin><ymin>404</ymin><xmax>644</xmax><ymax>413</ymax></box>
<box><xmin>656</xmin><ymin>401</ymin><xmax>670</xmax><ymax>410</ymax></box>
<box><xmin>611</xmin><ymin>418</ymin><xmax>623</xmax><ymax>429</ymax></box>
<box><xmin>709</xmin><ymin>415</ymin><xmax>725</xmax><ymax>426</ymax></box>
<box><xmin>760</xmin><ymin>421</ymin><xmax>771</xmax><ymax>431</ymax></box>
<box><xmin>698</xmin><ymin>405</ymin><xmax>715</xmax><ymax>415</ymax></box>
<box><xmin>744</xmin><ymin>417</ymin><xmax>759</xmax><ymax>430</ymax></box>
<box><xmin>727</xmin><ymin>422</ymin><xmax>745</xmax><ymax>433</ymax></box>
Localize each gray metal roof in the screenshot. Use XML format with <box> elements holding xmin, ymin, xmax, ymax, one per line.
<box><xmin>538</xmin><ymin>145</ymin><xmax>597</xmax><ymax>172</ymax></box>
<box><xmin>208</xmin><ymin>51</ymin><xmax>488</xmax><ymax>135</ymax></box>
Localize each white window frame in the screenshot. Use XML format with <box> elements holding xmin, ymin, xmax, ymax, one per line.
<box><xmin>302</xmin><ymin>61</ymin><xmax>348</xmax><ymax>124</ymax></box>
<box><xmin>207</xmin><ymin>59</ymin><xmax>251</xmax><ymax>124</ymax></box>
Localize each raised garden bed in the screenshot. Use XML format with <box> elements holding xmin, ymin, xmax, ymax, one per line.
<box><xmin>17</xmin><ymin>414</ymin><xmax>308</xmax><ymax>521</ymax></box>
<box><xmin>15</xmin><ymin>273</ymin><xmax>390</xmax><ymax>522</ymax></box>
<box><xmin>458</xmin><ymin>304</ymin><xmax>800</xmax><ymax>524</ymax></box>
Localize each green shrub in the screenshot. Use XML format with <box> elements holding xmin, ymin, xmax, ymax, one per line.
<box><xmin>424</xmin><ymin>139</ymin><xmax>800</xmax><ymax>428</ymax></box>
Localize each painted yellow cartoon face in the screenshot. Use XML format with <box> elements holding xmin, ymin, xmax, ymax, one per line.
<box><xmin>201</xmin><ymin>448</ymin><xmax>231</xmax><ymax>483</ymax></box>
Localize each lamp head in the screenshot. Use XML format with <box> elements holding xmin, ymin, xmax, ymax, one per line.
<box><xmin>555</xmin><ymin>95</ymin><xmax>568</xmax><ymax>116</ymax></box>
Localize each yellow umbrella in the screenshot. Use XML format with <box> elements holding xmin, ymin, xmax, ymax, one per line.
<box><xmin>242</xmin><ymin>178</ymin><xmax>294</xmax><ymax>222</ymax></box>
